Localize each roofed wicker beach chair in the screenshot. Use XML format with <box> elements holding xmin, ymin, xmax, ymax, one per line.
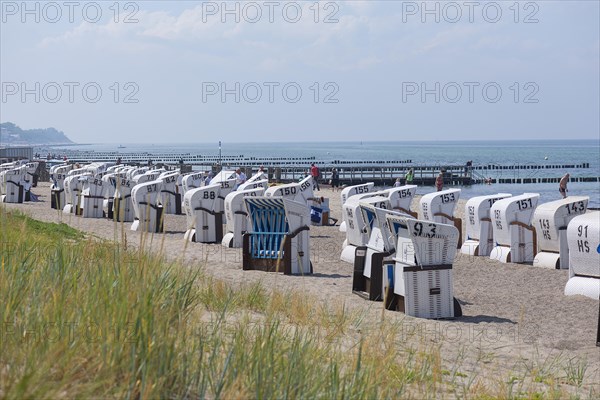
<box><xmin>158</xmin><ymin>171</ymin><xmax>182</xmax><ymax>215</ymax></box>
<box><xmin>339</xmin><ymin>183</ymin><xmax>375</xmax><ymax>232</ymax></box>
<box><xmin>242</xmin><ymin>196</ymin><xmax>312</xmax><ymax>275</ymax></box>
<box><xmin>131</xmin><ymin>180</ymin><xmax>164</xmax><ymax>233</ymax></box>
<box><xmin>533</xmin><ymin>196</ymin><xmax>589</xmax><ymax>269</ymax></box>
<box><xmin>489</xmin><ymin>193</ymin><xmax>540</xmax><ymax>264</ymax></box>
<box><xmin>564</xmin><ymin>211</ymin><xmax>599</xmax><ymax>300</ymax></box>
<box><xmin>384</xmin><ymin>214</ymin><xmax>462</xmax><ymax>319</ymax></box>
<box><xmin>461</xmin><ymin>193</ymin><xmax>512</xmax><ymax>257</ymax></box>
<box><xmin>80</xmin><ymin>175</ymin><xmax>105</xmax><ymax>218</ymax></box>
<box><xmin>183</xmin><ymin>178</ymin><xmax>236</xmax><ymax>243</ymax></box>
<box><xmin>50</xmin><ymin>164</ymin><xmax>72</xmax><ymax>209</ymax></box>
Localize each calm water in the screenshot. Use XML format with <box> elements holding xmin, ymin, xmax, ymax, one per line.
<box><xmin>44</xmin><ymin>140</ymin><xmax>600</xmax><ymax>207</ymax></box>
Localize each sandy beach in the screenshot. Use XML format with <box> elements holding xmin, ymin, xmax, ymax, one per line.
<box><xmin>3</xmin><ymin>182</ymin><xmax>599</xmax><ymax>395</ymax></box>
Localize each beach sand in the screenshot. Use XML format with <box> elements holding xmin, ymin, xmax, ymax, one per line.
<box><xmin>4</xmin><ymin>182</ymin><xmax>599</xmax><ymax>394</ymax></box>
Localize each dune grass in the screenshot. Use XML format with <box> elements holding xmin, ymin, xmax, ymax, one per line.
<box><xmin>1</xmin><ymin>207</ymin><xmax>597</xmax><ymax>399</ymax></box>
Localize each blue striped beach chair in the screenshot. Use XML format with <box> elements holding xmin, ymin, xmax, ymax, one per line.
<box><xmin>243</xmin><ymin>197</ymin><xmax>312</xmax><ymax>275</ymax></box>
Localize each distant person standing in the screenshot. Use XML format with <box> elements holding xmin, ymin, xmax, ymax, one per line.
<box><xmin>405</xmin><ymin>168</ymin><xmax>414</xmax><ymax>185</ymax></box>
<box><xmin>393</xmin><ymin>177</ymin><xmax>402</xmax><ymax>187</ymax></box>
<box><xmin>435</xmin><ymin>172</ymin><xmax>444</xmax><ymax>191</ymax></box>
<box><xmin>310</xmin><ymin>163</ymin><xmax>320</xmax><ymax>191</ymax></box>
<box><xmin>559</xmin><ymin>173</ymin><xmax>569</xmax><ymax>198</ymax></box>
<box><xmin>331</xmin><ymin>168</ymin><xmax>340</xmax><ymax>191</ymax></box>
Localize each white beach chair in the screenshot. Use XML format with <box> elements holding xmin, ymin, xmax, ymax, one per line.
<box><xmin>489</xmin><ymin>193</ymin><xmax>540</xmax><ymax>264</ymax></box>
<box><xmin>50</xmin><ymin>164</ymin><xmax>72</xmax><ymax>209</ymax></box>
<box><xmin>533</xmin><ymin>197</ymin><xmax>589</xmax><ymax>269</ymax></box>
<box><xmin>183</xmin><ymin>178</ymin><xmax>236</xmax><ymax>243</ymax></box>
<box><xmin>113</xmin><ymin>175</ymin><xmax>135</xmax><ymax>222</ymax></box>
<box><xmin>339</xmin><ymin>183</ymin><xmax>376</xmax><ymax>232</ymax></box>
<box><xmin>62</xmin><ymin>173</ymin><xmax>89</xmax><ymax>214</ymax></box>
<box><xmin>564</xmin><ymin>211</ymin><xmax>600</xmax><ymax>300</ymax></box>
<box><xmin>221</xmin><ymin>186</ymin><xmax>266</xmax><ymax>248</ymax></box>
<box><xmin>158</xmin><ymin>171</ymin><xmax>182</xmax><ymax>215</ymax></box>
<box><xmin>461</xmin><ymin>193</ymin><xmax>512</xmax><ymax>256</ymax></box>
<box><xmin>384</xmin><ymin>214</ymin><xmax>462</xmax><ymax>319</ymax></box>
<box><xmin>242</xmin><ymin>196</ymin><xmax>312</xmax><ymax>275</ymax></box>
<box><xmin>131</xmin><ymin>180</ymin><xmax>164</xmax><ymax>233</ymax></box>
<box><xmin>419</xmin><ymin>189</ymin><xmax>462</xmax><ymax>247</ymax></box>
<box><xmin>101</xmin><ymin>173</ymin><xmax>117</xmax><ymax>220</ymax></box>
<box><xmin>1</xmin><ymin>166</ymin><xmax>26</xmax><ymax>203</ymax></box>
<box><xmin>81</xmin><ymin>176</ymin><xmax>105</xmax><ymax>218</ymax></box>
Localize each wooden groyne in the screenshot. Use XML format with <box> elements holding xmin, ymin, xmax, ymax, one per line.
<box><xmin>28</xmin><ymin>151</ymin><xmax>599</xmax><ymax>186</ymax></box>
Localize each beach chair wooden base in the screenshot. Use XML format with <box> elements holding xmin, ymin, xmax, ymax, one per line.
<box><xmin>242</xmin><ymin>228</ymin><xmax>312</xmax><ymax>275</ymax></box>
<box><xmin>184</xmin><ymin>212</ymin><xmax>224</xmax><ymax>243</ymax></box>
<box><xmin>384</xmin><ymin>293</ymin><xmax>462</xmax><ymax>318</ymax></box>
<box><xmin>51</xmin><ymin>189</ymin><xmax>64</xmax><ymax>209</ymax></box>
<box><xmin>131</xmin><ymin>204</ymin><xmax>164</xmax><ymax>233</ymax></box>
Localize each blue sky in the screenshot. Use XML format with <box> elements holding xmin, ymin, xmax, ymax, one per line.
<box><xmin>1</xmin><ymin>1</ymin><xmax>599</xmax><ymax>143</ymax></box>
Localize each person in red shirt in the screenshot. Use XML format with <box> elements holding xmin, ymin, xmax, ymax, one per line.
<box><xmin>435</xmin><ymin>172</ymin><xmax>444</xmax><ymax>191</ymax></box>
<box><xmin>310</xmin><ymin>163</ymin><xmax>320</xmax><ymax>191</ymax></box>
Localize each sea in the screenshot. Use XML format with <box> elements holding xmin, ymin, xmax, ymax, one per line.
<box><xmin>41</xmin><ymin>140</ymin><xmax>600</xmax><ymax>208</ymax></box>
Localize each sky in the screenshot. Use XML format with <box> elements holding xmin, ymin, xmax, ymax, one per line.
<box><xmin>1</xmin><ymin>1</ymin><xmax>599</xmax><ymax>143</ymax></box>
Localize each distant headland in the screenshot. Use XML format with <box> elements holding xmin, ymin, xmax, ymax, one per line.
<box><xmin>0</xmin><ymin>122</ymin><xmax>74</xmax><ymax>145</ymax></box>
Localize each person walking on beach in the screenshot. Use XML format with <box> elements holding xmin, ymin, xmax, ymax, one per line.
<box><xmin>394</xmin><ymin>177</ymin><xmax>402</xmax><ymax>187</ymax></box>
<box><xmin>559</xmin><ymin>173</ymin><xmax>569</xmax><ymax>198</ymax></box>
<box><xmin>435</xmin><ymin>172</ymin><xmax>444</xmax><ymax>191</ymax></box>
<box><xmin>310</xmin><ymin>163</ymin><xmax>320</xmax><ymax>191</ymax></box>
<box><xmin>405</xmin><ymin>168</ymin><xmax>414</xmax><ymax>185</ymax></box>
<box><xmin>330</xmin><ymin>168</ymin><xmax>340</xmax><ymax>191</ymax></box>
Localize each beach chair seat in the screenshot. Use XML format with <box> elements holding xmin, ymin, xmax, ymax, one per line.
<box><xmin>384</xmin><ymin>214</ymin><xmax>462</xmax><ymax>319</ymax></box>
<box><xmin>222</xmin><ymin>186</ymin><xmax>266</xmax><ymax>248</ymax></box>
<box><xmin>158</xmin><ymin>171</ymin><xmax>182</xmax><ymax>215</ymax></box>
<box><xmin>183</xmin><ymin>178</ymin><xmax>236</xmax><ymax>243</ymax></box>
<box><xmin>339</xmin><ymin>183</ymin><xmax>376</xmax><ymax>232</ymax></box>
<box><xmin>242</xmin><ymin>197</ymin><xmax>312</xmax><ymax>275</ymax></box>
<box><xmin>461</xmin><ymin>193</ymin><xmax>512</xmax><ymax>256</ymax></box>
<box><xmin>533</xmin><ymin>197</ymin><xmax>589</xmax><ymax>269</ymax></box>
<box><xmin>131</xmin><ymin>180</ymin><xmax>164</xmax><ymax>233</ymax></box>
<box><xmin>419</xmin><ymin>189</ymin><xmax>462</xmax><ymax>248</ymax></box>
<box><xmin>352</xmin><ymin>204</ymin><xmax>409</xmax><ymax>301</ymax></box>
<box><xmin>489</xmin><ymin>193</ymin><xmax>540</xmax><ymax>264</ymax></box>
<box><xmin>564</xmin><ymin>211</ymin><xmax>599</xmax><ymax>300</ymax></box>
<box><xmin>81</xmin><ymin>176</ymin><xmax>105</xmax><ymax>218</ymax></box>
